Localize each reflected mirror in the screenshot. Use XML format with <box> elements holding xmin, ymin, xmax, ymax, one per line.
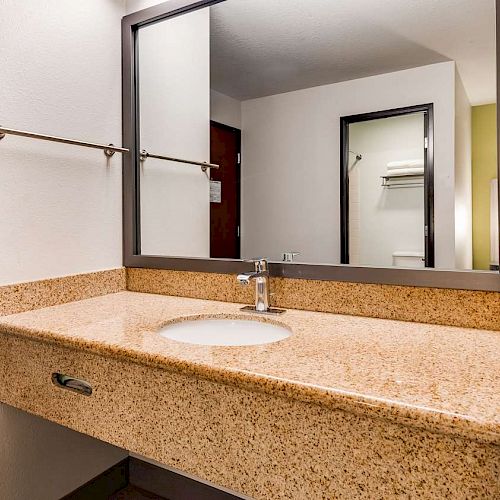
<box><xmin>135</xmin><ymin>0</ymin><xmax>499</xmax><ymax>272</ymax></box>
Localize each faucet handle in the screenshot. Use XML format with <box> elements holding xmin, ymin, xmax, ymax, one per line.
<box><xmin>282</xmin><ymin>252</ymin><xmax>300</xmax><ymax>262</ymax></box>
<box><xmin>244</xmin><ymin>258</ymin><xmax>268</xmax><ymax>272</ymax></box>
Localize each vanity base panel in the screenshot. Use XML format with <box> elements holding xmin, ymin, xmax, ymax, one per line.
<box><xmin>1</xmin><ymin>334</ymin><xmax>498</xmax><ymax>500</ymax></box>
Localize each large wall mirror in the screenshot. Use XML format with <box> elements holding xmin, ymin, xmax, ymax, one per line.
<box><xmin>123</xmin><ymin>0</ymin><xmax>500</xmax><ymax>289</ymax></box>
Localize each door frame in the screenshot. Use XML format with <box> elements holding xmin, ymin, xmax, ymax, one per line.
<box><xmin>210</xmin><ymin>120</ymin><xmax>242</xmax><ymax>259</ymax></box>
<box><xmin>340</xmin><ymin>103</ymin><xmax>435</xmax><ymax>267</ymax></box>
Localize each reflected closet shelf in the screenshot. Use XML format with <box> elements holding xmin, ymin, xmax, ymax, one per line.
<box><xmin>381</xmin><ymin>172</ymin><xmax>424</xmax><ymax>188</ymax></box>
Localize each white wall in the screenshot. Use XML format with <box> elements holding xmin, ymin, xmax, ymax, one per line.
<box><xmin>139</xmin><ymin>9</ymin><xmax>210</xmax><ymax>257</ymax></box>
<box><xmin>454</xmin><ymin>70</ymin><xmax>473</xmax><ymax>269</ymax></box>
<box><xmin>0</xmin><ymin>0</ymin><xmax>124</xmax><ymax>286</ymax></box>
<box><xmin>0</xmin><ymin>1</ymin><xmax>128</xmax><ymax>497</ymax></box>
<box><xmin>211</xmin><ymin>90</ymin><xmax>242</xmax><ymax>129</ymax></box>
<box><xmin>126</xmin><ymin>0</ymin><xmax>162</xmax><ymax>13</ymax></box>
<box><xmin>0</xmin><ymin>405</ymin><xmax>126</xmax><ymax>500</ymax></box>
<box><xmin>349</xmin><ymin>114</ymin><xmax>425</xmax><ymax>267</ymax></box>
<box><xmin>241</xmin><ymin>62</ymin><xmax>457</xmax><ymax>268</ymax></box>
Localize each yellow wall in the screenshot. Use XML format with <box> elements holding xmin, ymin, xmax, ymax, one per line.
<box><xmin>472</xmin><ymin>104</ymin><xmax>497</xmax><ymax>270</ymax></box>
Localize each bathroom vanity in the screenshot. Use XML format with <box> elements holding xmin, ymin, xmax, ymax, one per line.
<box><xmin>0</xmin><ymin>289</ymin><xmax>498</xmax><ymax>498</ymax></box>
<box><xmin>1</xmin><ymin>0</ymin><xmax>500</xmax><ymax>498</ymax></box>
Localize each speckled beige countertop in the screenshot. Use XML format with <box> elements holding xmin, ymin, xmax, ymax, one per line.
<box><xmin>0</xmin><ymin>291</ymin><xmax>498</xmax><ymax>445</ymax></box>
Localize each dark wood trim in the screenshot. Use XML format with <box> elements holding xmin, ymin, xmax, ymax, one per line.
<box><xmin>340</xmin><ymin>104</ymin><xmax>435</xmax><ymax>124</ymax></box>
<box><xmin>497</xmin><ymin>0</ymin><xmax>500</xmax><ymax>271</ymax></box>
<box><xmin>122</xmin><ymin>17</ymin><xmax>136</xmax><ymax>261</ymax></box>
<box><xmin>122</xmin><ymin>0</ymin><xmax>225</xmax><ymax>29</ymax></box>
<box><xmin>340</xmin><ymin>118</ymin><xmax>350</xmax><ymax>263</ymax></box>
<box><xmin>62</xmin><ymin>456</ymin><xmax>244</xmax><ymax>500</ymax></box>
<box><xmin>424</xmin><ymin>105</ymin><xmax>435</xmax><ymax>267</ymax></box>
<box><xmin>122</xmin><ymin>0</ymin><xmax>500</xmax><ymax>292</ymax></box>
<box><xmin>125</xmin><ymin>255</ymin><xmax>500</xmax><ymax>291</ymax></box>
<box><xmin>62</xmin><ymin>458</ymin><xmax>128</xmax><ymax>499</ymax></box>
<box><xmin>210</xmin><ymin>120</ymin><xmax>242</xmax><ymax>259</ymax></box>
<box><xmin>129</xmin><ymin>457</ymin><xmax>244</xmax><ymax>499</ymax></box>
<box><xmin>133</xmin><ymin>27</ymin><xmax>142</xmax><ymax>255</ymax></box>
<box><xmin>122</xmin><ymin>0</ymin><xmax>224</xmax><ymax>268</ymax></box>
<box><xmin>340</xmin><ymin>103</ymin><xmax>435</xmax><ymax>268</ymax></box>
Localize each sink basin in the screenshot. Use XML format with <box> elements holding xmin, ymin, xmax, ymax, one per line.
<box><xmin>158</xmin><ymin>317</ymin><xmax>290</xmax><ymax>346</ymax></box>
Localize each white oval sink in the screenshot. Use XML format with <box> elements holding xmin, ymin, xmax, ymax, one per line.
<box><xmin>158</xmin><ymin>318</ymin><xmax>290</xmax><ymax>346</ymax></box>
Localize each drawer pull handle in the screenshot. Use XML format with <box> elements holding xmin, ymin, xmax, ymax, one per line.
<box><xmin>51</xmin><ymin>373</ymin><xmax>92</xmax><ymax>396</ymax></box>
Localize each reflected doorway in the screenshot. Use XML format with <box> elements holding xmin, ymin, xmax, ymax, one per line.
<box><xmin>210</xmin><ymin>121</ymin><xmax>241</xmax><ymax>259</ymax></box>
<box><xmin>340</xmin><ymin>104</ymin><xmax>435</xmax><ymax>268</ymax></box>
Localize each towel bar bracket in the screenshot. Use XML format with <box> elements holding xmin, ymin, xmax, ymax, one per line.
<box><xmin>104</xmin><ymin>144</ymin><xmax>116</xmax><ymax>158</ymax></box>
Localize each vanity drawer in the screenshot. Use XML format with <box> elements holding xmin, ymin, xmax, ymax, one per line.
<box><xmin>0</xmin><ymin>333</ymin><xmax>498</xmax><ymax>500</ymax></box>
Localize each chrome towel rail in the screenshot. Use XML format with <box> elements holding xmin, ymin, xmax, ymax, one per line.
<box><xmin>140</xmin><ymin>149</ymin><xmax>219</xmax><ymax>172</ymax></box>
<box><xmin>381</xmin><ymin>174</ymin><xmax>424</xmax><ymax>188</ymax></box>
<box><xmin>0</xmin><ymin>126</ymin><xmax>129</xmax><ymax>157</ymax></box>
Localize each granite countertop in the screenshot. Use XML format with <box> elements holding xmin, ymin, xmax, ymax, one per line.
<box><xmin>0</xmin><ymin>291</ymin><xmax>498</xmax><ymax>445</ymax></box>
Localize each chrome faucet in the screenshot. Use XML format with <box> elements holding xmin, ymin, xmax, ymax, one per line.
<box><xmin>237</xmin><ymin>259</ymin><xmax>285</xmax><ymax>315</ymax></box>
<box><xmin>237</xmin><ymin>258</ymin><xmax>270</xmax><ymax>311</ymax></box>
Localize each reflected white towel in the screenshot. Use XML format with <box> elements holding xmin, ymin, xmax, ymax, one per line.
<box><xmin>386</xmin><ymin>167</ymin><xmax>424</xmax><ymax>177</ymax></box>
<box><xmin>387</xmin><ymin>159</ymin><xmax>424</xmax><ymax>170</ymax></box>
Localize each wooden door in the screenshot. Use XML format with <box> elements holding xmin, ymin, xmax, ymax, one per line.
<box><xmin>210</xmin><ymin>121</ymin><xmax>241</xmax><ymax>258</ymax></box>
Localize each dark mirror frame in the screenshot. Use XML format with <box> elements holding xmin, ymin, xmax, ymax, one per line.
<box><xmin>340</xmin><ymin>103</ymin><xmax>435</xmax><ymax>268</ymax></box>
<box><xmin>122</xmin><ymin>0</ymin><xmax>500</xmax><ymax>292</ymax></box>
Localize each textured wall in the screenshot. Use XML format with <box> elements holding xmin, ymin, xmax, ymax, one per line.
<box><xmin>126</xmin><ymin>0</ymin><xmax>165</xmax><ymax>13</ymax></box>
<box><xmin>454</xmin><ymin>70</ymin><xmax>473</xmax><ymax>269</ymax></box>
<box><xmin>0</xmin><ymin>1</ymin><xmax>128</xmax><ymax>498</ymax></box>
<box><xmin>0</xmin><ymin>405</ymin><xmax>126</xmax><ymax>500</ymax></box>
<box><xmin>0</xmin><ymin>0</ymin><xmax>124</xmax><ymax>285</ymax></box>
<box><xmin>138</xmin><ymin>8</ymin><xmax>211</xmax><ymax>257</ymax></box>
<box><xmin>211</xmin><ymin>90</ymin><xmax>242</xmax><ymax>129</ymax></box>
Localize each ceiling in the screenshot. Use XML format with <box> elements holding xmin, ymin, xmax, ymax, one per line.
<box><xmin>210</xmin><ymin>0</ymin><xmax>496</xmax><ymax>104</ymax></box>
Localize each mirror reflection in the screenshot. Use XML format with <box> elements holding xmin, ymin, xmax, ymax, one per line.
<box><xmin>137</xmin><ymin>0</ymin><xmax>499</xmax><ymax>271</ymax></box>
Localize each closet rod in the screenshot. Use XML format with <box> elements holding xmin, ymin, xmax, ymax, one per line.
<box><xmin>0</xmin><ymin>126</ymin><xmax>129</xmax><ymax>157</ymax></box>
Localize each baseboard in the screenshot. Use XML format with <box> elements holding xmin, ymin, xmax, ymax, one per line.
<box><xmin>129</xmin><ymin>457</ymin><xmax>243</xmax><ymax>500</ymax></box>
<box><xmin>62</xmin><ymin>458</ymin><xmax>129</xmax><ymax>499</ymax></box>
<box><xmin>61</xmin><ymin>454</ymin><xmax>246</xmax><ymax>500</ymax></box>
